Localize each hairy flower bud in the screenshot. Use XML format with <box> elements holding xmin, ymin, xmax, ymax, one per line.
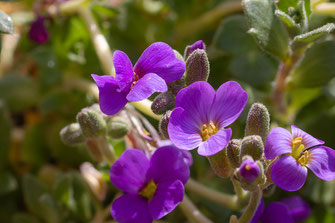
<box><xmin>226</xmin><ymin>139</ymin><xmax>242</xmax><ymax>169</ymax></box>
<box><xmin>151</xmin><ymin>92</ymin><xmax>175</xmax><ymax>115</ymax></box>
<box><xmin>237</xmin><ymin>156</ymin><xmax>266</xmax><ymax>191</ymax></box>
<box><xmin>106</xmin><ymin>116</ymin><xmax>129</xmax><ymax>139</ymax></box>
<box><xmin>159</xmin><ymin>110</ymin><xmax>172</xmax><ymax>139</ymax></box>
<box><xmin>240</xmin><ymin>135</ymin><xmax>264</xmax><ymax>161</ymax></box>
<box><xmin>77</xmin><ymin>108</ymin><xmax>106</xmax><ymax>138</ymax></box>
<box><xmin>184</xmin><ymin>40</ymin><xmax>206</xmax><ymax>59</ymax></box>
<box><xmin>60</xmin><ymin>123</ymin><xmax>85</xmax><ymax>146</ymax></box>
<box><xmin>185</xmin><ymin>49</ymin><xmax>210</xmax><ymax>85</ymax></box>
<box><xmin>208</xmin><ymin>150</ymin><xmax>231</xmax><ymax>178</ymax></box>
<box><xmin>245</xmin><ymin>103</ymin><xmax>270</xmax><ymax>143</ymax></box>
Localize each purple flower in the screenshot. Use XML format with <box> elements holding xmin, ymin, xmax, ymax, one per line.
<box><xmin>184</xmin><ymin>40</ymin><xmax>206</xmax><ymax>58</ymax></box>
<box><xmin>110</xmin><ymin>146</ymin><xmax>190</xmax><ymax>223</ymax></box>
<box><xmin>168</xmin><ymin>81</ymin><xmax>248</xmax><ymax>156</ymax></box>
<box><xmin>92</xmin><ymin>42</ymin><xmax>185</xmax><ymax>115</ymax></box>
<box><xmin>251</xmin><ymin>196</ymin><xmax>311</xmax><ymax>223</ymax></box>
<box><xmin>240</xmin><ymin>158</ymin><xmax>260</xmax><ymax>183</ymax></box>
<box><xmin>265</xmin><ymin>125</ymin><xmax>335</xmax><ymax>191</ymax></box>
<box><xmin>29</xmin><ymin>16</ymin><xmax>49</xmax><ymax>44</ymax></box>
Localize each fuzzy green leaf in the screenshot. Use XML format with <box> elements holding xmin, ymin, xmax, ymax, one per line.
<box><xmin>293</xmin><ymin>23</ymin><xmax>335</xmax><ymax>43</ymax></box>
<box><xmin>242</xmin><ymin>0</ymin><xmax>290</xmax><ymax>60</ymax></box>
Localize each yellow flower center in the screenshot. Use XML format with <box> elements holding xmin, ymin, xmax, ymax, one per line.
<box><xmin>200</xmin><ymin>122</ymin><xmax>219</xmax><ymax>141</ymax></box>
<box><xmin>291</xmin><ymin>137</ymin><xmax>310</xmax><ymax>166</ymax></box>
<box><xmin>245</xmin><ymin>165</ymin><xmax>251</xmax><ymax>171</ymax></box>
<box><xmin>139</xmin><ymin>181</ymin><xmax>157</xmax><ymax>200</ymax></box>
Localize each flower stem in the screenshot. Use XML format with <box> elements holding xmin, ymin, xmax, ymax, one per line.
<box><xmin>238</xmin><ymin>187</ymin><xmax>262</xmax><ymax>223</ymax></box>
<box><xmin>186</xmin><ymin>178</ymin><xmax>246</xmax><ymax>210</ymax></box>
<box><xmin>131</xmin><ymin>100</ymin><xmax>162</xmax><ymax>121</ymax></box>
<box><xmin>97</xmin><ymin>136</ymin><xmax>116</xmax><ymax>166</ymax></box>
<box><xmin>78</xmin><ymin>7</ymin><xmax>115</xmax><ymax>76</ymax></box>
<box><xmin>173</xmin><ymin>1</ymin><xmax>242</xmax><ymax>43</ymax></box>
<box><xmin>231</xmin><ymin>176</ymin><xmax>249</xmax><ymax>206</ymax></box>
<box><xmin>179</xmin><ymin>195</ymin><xmax>213</xmax><ymax>223</ymax></box>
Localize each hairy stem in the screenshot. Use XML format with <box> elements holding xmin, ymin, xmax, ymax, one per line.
<box><xmin>238</xmin><ymin>187</ymin><xmax>262</xmax><ymax>223</ymax></box>
<box><xmin>97</xmin><ymin>136</ymin><xmax>116</xmax><ymax>166</ymax></box>
<box><xmin>272</xmin><ymin>53</ymin><xmax>300</xmax><ymax>114</ymax></box>
<box><xmin>186</xmin><ymin>178</ymin><xmax>246</xmax><ymax>210</ymax></box>
<box><xmin>173</xmin><ymin>1</ymin><xmax>242</xmax><ymax>43</ymax></box>
<box><xmin>231</xmin><ymin>176</ymin><xmax>249</xmax><ymax>205</ymax></box>
<box><xmin>179</xmin><ymin>195</ymin><xmax>213</xmax><ymax>223</ymax></box>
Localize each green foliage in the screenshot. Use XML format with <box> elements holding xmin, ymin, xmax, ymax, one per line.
<box><xmin>0</xmin><ymin>100</ymin><xmax>11</xmax><ymax>170</ymax></box>
<box><xmin>242</xmin><ymin>0</ymin><xmax>290</xmax><ymax>60</ymax></box>
<box><xmin>288</xmin><ymin>40</ymin><xmax>335</xmax><ymax>88</ymax></box>
<box><xmin>293</xmin><ymin>23</ymin><xmax>335</xmax><ymax>43</ymax></box>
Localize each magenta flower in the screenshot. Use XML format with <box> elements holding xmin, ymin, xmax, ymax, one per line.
<box><xmin>110</xmin><ymin>146</ymin><xmax>190</xmax><ymax>223</ymax></box>
<box><xmin>265</xmin><ymin>125</ymin><xmax>335</xmax><ymax>191</ymax></box>
<box><xmin>168</xmin><ymin>81</ymin><xmax>248</xmax><ymax>156</ymax></box>
<box><xmin>92</xmin><ymin>42</ymin><xmax>185</xmax><ymax>115</ymax></box>
<box><xmin>251</xmin><ymin>196</ymin><xmax>311</xmax><ymax>223</ymax></box>
<box><xmin>29</xmin><ymin>17</ymin><xmax>49</xmax><ymax>44</ymax></box>
<box><xmin>239</xmin><ymin>158</ymin><xmax>260</xmax><ymax>183</ymax></box>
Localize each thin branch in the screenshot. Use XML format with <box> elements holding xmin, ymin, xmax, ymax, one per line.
<box><xmin>179</xmin><ymin>195</ymin><xmax>213</xmax><ymax>223</ymax></box>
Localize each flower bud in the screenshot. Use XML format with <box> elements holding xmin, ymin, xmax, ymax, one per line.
<box><xmin>245</xmin><ymin>103</ymin><xmax>270</xmax><ymax>143</ymax></box>
<box><xmin>106</xmin><ymin>116</ymin><xmax>129</xmax><ymax>139</ymax></box>
<box><xmin>77</xmin><ymin>108</ymin><xmax>106</xmax><ymax>138</ymax></box>
<box><xmin>159</xmin><ymin>110</ymin><xmax>171</xmax><ymax>139</ymax></box>
<box><xmin>226</xmin><ymin>139</ymin><xmax>242</xmax><ymax>169</ymax></box>
<box><xmin>60</xmin><ymin>123</ymin><xmax>85</xmax><ymax>146</ymax></box>
<box><xmin>184</xmin><ymin>40</ymin><xmax>206</xmax><ymax>59</ymax></box>
<box><xmin>240</xmin><ymin>135</ymin><xmax>264</xmax><ymax>161</ymax></box>
<box><xmin>29</xmin><ymin>16</ymin><xmax>49</xmax><ymax>44</ymax></box>
<box><xmin>208</xmin><ymin>150</ymin><xmax>231</xmax><ymax>178</ymax></box>
<box><xmin>185</xmin><ymin>49</ymin><xmax>210</xmax><ymax>85</ymax></box>
<box><xmin>151</xmin><ymin>92</ymin><xmax>175</xmax><ymax>115</ymax></box>
<box><xmin>239</xmin><ymin>158</ymin><xmax>260</xmax><ymax>183</ymax></box>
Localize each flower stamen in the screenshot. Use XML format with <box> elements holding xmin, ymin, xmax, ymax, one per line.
<box><xmin>291</xmin><ymin>137</ymin><xmax>305</xmax><ymax>159</ymax></box>
<box><xmin>139</xmin><ymin>180</ymin><xmax>157</xmax><ymax>201</ymax></box>
<box><xmin>298</xmin><ymin>151</ymin><xmax>310</xmax><ymax>166</ymax></box>
<box><xmin>201</xmin><ymin>122</ymin><xmax>219</xmax><ymax>141</ymax></box>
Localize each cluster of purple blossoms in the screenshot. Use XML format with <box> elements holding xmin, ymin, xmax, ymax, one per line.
<box><xmin>110</xmin><ymin>146</ymin><xmax>190</xmax><ymax>223</ymax></box>
<box><xmin>92</xmin><ymin>42</ymin><xmax>185</xmax><ymax>115</ymax></box>
<box><xmin>251</xmin><ymin>196</ymin><xmax>311</xmax><ymax>223</ymax></box>
<box><xmin>265</xmin><ymin>125</ymin><xmax>335</xmax><ymax>191</ymax></box>
<box><xmin>168</xmin><ymin>81</ymin><xmax>248</xmax><ymax>156</ymax></box>
<box><xmin>29</xmin><ymin>16</ymin><xmax>49</xmax><ymax>44</ymax></box>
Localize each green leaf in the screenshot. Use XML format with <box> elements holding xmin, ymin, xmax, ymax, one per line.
<box><xmin>22</xmin><ymin>175</ymin><xmax>48</xmax><ymax>216</ymax></box>
<box><xmin>287</xmin><ymin>88</ymin><xmax>321</xmax><ymax>113</ymax></box>
<box><xmin>0</xmin><ymin>171</ymin><xmax>17</xmax><ymax>196</ymax></box>
<box><xmin>0</xmin><ymin>74</ymin><xmax>39</xmax><ymax>112</ymax></box>
<box><xmin>242</xmin><ymin>0</ymin><xmax>290</xmax><ymax>60</ymax></box>
<box><xmin>229</xmin><ymin>50</ymin><xmax>278</xmax><ymax>86</ymax></box>
<box><xmin>212</xmin><ymin>15</ymin><xmax>257</xmax><ymax>54</ymax></box>
<box><xmin>277</xmin><ymin>0</ymin><xmax>299</xmax><ymax>13</ymax></box>
<box><xmin>275</xmin><ymin>10</ymin><xmax>301</xmax><ymax>35</ymax></box>
<box><xmin>287</xmin><ymin>40</ymin><xmax>335</xmax><ymax>88</ymax></box>
<box><xmin>0</xmin><ymin>10</ymin><xmax>13</xmax><ymax>34</ymax></box>
<box><xmin>293</xmin><ymin>23</ymin><xmax>335</xmax><ymax>43</ymax></box>
<box><xmin>38</xmin><ymin>194</ymin><xmax>61</xmax><ymax>223</ymax></box>
<box><xmin>53</xmin><ymin>172</ymin><xmax>93</xmax><ymax>222</ymax></box>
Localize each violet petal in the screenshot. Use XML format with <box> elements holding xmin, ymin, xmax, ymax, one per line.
<box><xmin>307</xmin><ymin>146</ymin><xmax>335</xmax><ymax>181</ymax></box>
<box><xmin>271</xmin><ymin>155</ymin><xmax>308</xmax><ymax>191</ymax></box>
<box><xmin>291</xmin><ymin>125</ymin><xmax>324</xmax><ymax>149</ymax></box>
<box><xmin>134</xmin><ymin>42</ymin><xmax>185</xmax><ymax>83</ymax></box>
<box><xmin>281</xmin><ymin>196</ymin><xmax>311</xmax><ymax>222</ymax></box>
<box><xmin>265</xmin><ymin>127</ymin><xmax>292</xmax><ymax>160</ymax></box>
<box><xmin>91</xmin><ymin>74</ymin><xmax>128</xmax><ymax>115</ymax></box>
<box><xmin>113</xmin><ymin>50</ymin><xmax>134</xmax><ymax>92</ymax></box>
<box><xmin>174</xmin><ymin>81</ymin><xmax>215</xmax><ymax>125</ymax></box>
<box><xmin>126</xmin><ymin>73</ymin><xmax>167</xmax><ymax>102</ymax></box>
<box><xmin>149</xmin><ymin>179</ymin><xmax>184</xmax><ymax>220</ymax></box>
<box><xmin>147</xmin><ymin>146</ymin><xmax>190</xmax><ymax>185</ymax></box>
<box><xmin>260</xmin><ymin>202</ymin><xmax>294</xmax><ymax>223</ymax></box>
<box><xmin>250</xmin><ymin>198</ymin><xmax>264</xmax><ymax>223</ymax></box>
<box><xmin>110</xmin><ymin>149</ymin><xmax>149</xmax><ymax>194</ymax></box>
<box><xmin>111</xmin><ymin>194</ymin><xmax>152</xmax><ymax>223</ymax></box>
<box><xmin>211</xmin><ymin>81</ymin><xmax>248</xmax><ymax>128</ymax></box>
<box><xmin>168</xmin><ymin>107</ymin><xmax>202</xmax><ymax>151</ymax></box>
<box><xmin>197</xmin><ymin>128</ymin><xmax>232</xmax><ymax>156</ymax></box>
